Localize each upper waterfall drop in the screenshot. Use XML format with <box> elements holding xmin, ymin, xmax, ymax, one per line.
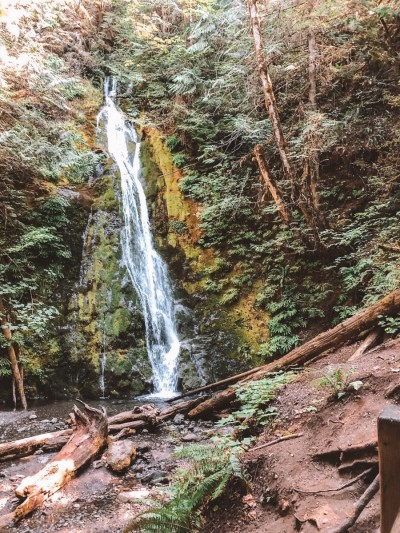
<box><xmin>99</xmin><ymin>78</ymin><xmax>181</xmax><ymax>398</ymax></box>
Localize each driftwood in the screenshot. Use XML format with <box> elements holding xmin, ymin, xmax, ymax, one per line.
<box><xmin>108</xmin><ymin>404</ymin><xmax>159</xmax><ymax>425</ymax></box>
<box><xmin>0</xmin><ymin>429</ymin><xmax>72</xmax><ymax>462</ymax></box>
<box><xmin>347</xmin><ymin>328</ymin><xmax>381</xmax><ymax>362</ymax></box>
<box><xmin>188</xmin><ymin>288</ymin><xmax>400</xmax><ymax>418</ymax></box>
<box><xmin>4</xmin><ymin>402</ymin><xmax>107</xmax><ymax>525</ymax></box>
<box><xmin>329</xmin><ymin>474</ymin><xmax>380</xmax><ymax>533</ymax></box>
<box><xmin>250</xmin><ymin>433</ymin><xmax>304</xmax><ymax>452</ymax></box>
<box><xmin>109</xmin><ymin>420</ymin><xmax>147</xmax><ymax>432</ymax></box>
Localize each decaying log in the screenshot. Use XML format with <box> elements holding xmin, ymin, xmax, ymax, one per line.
<box><xmin>158</xmin><ymin>396</ymin><xmax>206</xmax><ymax>421</ymax></box>
<box><xmin>109</xmin><ymin>420</ymin><xmax>147</xmax><ymax>432</ymax></box>
<box><xmin>11</xmin><ymin>401</ymin><xmax>107</xmax><ymax>523</ymax></box>
<box><xmin>0</xmin><ymin>429</ymin><xmax>72</xmax><ymax>462</ymax></box>
<box><xmin>108</xmin><ymin>404</ymin><xmax>159</xmax><ymax>425</ymax></box>
<box><xmin>347</xmin><ymin>328</ymin><xmax>381</xmax><ymax>362</ymax></box>
<box><xmin>0</xmin><ymin>398</ymin><xmax>205</xmax><ymax>465</ymax></box>
<box><xmin>188</xmin><ymin>288</ymin><xmax>400</xmax><ymax>418</ymax></box>
<box><xmin>329</xmin><ymin>474</ymin><xmax>379</xmax><ymax>533</ymax></box>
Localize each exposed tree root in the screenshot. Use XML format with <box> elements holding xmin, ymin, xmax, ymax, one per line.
<box><xmin>328</xmin><ymin>474</ymin><xmax>379</xmax><ymax>533</ymax></box>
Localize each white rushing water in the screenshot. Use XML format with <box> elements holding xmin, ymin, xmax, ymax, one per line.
<box><xmin>98</xmin><ymin>78</ymin><xmax>180</xmax><ymax>398</ymax></box>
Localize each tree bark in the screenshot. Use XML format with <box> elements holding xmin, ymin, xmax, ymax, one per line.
<box><xmin>0</xmin><ymin>300</ymin><xmax>27</xmax><ymax>410</ymax></box>
<box><xmin>188</xmin><ymin>288</ymin><xmax>400</xmax><ymax>418</ymax></box>
<box><xmin>254</xmin><ymin>145</ymin><xmax>291</xmax><ymax>223</ymax></box>
<box><xmin>11</xmin><ymin>401</ymin><xmax>107</xmax><ymax>523</ymax></box>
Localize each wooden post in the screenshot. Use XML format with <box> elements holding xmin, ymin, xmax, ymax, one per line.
<box><xmin>378</xmin><ymin>404</ymin><xmax>400</xmax><ymax>533</ymax></box>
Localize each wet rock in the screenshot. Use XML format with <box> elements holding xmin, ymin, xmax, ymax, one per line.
<box><xmin>136</xmin><ymin>441</ymin><xmax>152</xmax><ymax>454</ymax></box>
<box><xmin>51</xmin><ymin>417</ymin><xmax>58</xmax><ymax>424</ymax></box>
<box><xmin>106</xmin><ymin>439</ymin><xmax>136</xmax><ymax>473</ymax></box>
<box><xmin>117</xmin><ymin>488</ymin><xmax>150</xmax><ymax>502</ymax></box>
<box><xmin>142</xmin><ymin>470</ymin><xmax>169</xmax><ymax>484</ymax></box>
<box><xmin>28</xmin><ymin>414</ymin><xmax>37</xmax><ymax>420</ymax></box>
<box><xmin>181</xmin><ymin>433</ymin><xmax>201</xmax><ymax>442</ymax></box>
<box><xmin>173</xmin><ymin>414</ymin><xmax>185</xmax><ymax>425</ymax></box>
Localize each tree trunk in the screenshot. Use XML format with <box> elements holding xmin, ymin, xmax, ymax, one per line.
<box><xmin>253</xmin><ymin>145</ymin><xmax>291</xmax><ymax>224</ymax></box>
<box><xmin>300</xmin><ymin>23</ymin><xmax>326</xmax><ymax>232</ymax></box>
<box><xmin>12</xmin><ymin>401</ymin><xmax>107</xmax><ymax>523</ymax></box>
<box><xmin>0</xmin><ymin>300</ymin><xmax>27</xmax><ymax>410</ymax></box>
<box><xmin>247</xmin><ymin>0</ymin><xmax>297</xmax><ymax>199</ymax></box>
<box><xmin>188</xmin><ymin>288</ymin><xmax>400</xmax><ymax>418</ymax></box>
<box><xmin>347</xmin><ymin>328</ymin><xmax>381</xmax><ymax>361</ymax></box>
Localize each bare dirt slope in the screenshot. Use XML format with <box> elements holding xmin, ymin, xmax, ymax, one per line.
<box><xmin>205</xmin><ymin>338</ymin><xmax>400</xmax><ymax>533</ymax></box>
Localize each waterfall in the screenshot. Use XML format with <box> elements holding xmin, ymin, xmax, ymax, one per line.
<box><xmin>99</xmin><ymin>329</ymin><xmax>107</xmax><ymax>399</ymax></box>
<box><xmin>98</xmin><ymin>78</ymin><xmax>180</xmax><ymax>398</ymax></box>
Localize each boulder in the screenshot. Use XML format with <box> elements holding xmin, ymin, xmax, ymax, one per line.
<box><xmin>106</xmin><ymin>439</ymin><xmax>136</xmax><ymax>473</ymax></box>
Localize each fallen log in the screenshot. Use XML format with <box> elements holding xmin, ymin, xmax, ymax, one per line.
<box><xmin>109</xmin><ymin>420</ymin><xmax>147</xmax><ymax>432</ymax></box>
<box><xmin>347</xmin><ymin>328</ymin><xmax>381</xmax><ymax>362</ymax></box>
<box><xmin>9</xmin><ymin>401</ymin><xmax>107</xmax><ymax>524</ymax></box>
<box><xmin>108</xmin><ymin>404</ymin><xmax>159</xmax><ymax>425</ymax></box>
<box><xmin>158</xmin><ymin>396</ymin><xmax>206</xmax><ymax>421</ymax></box>
<box><xmin>188</xmin><ymin>288</ymin><xmax>400</xmax><ymax>418</ymax></box>
<box><xmin>0</xmin><ymin>429</ymin><xmax>72</xmax><ymax>462</ymax></box>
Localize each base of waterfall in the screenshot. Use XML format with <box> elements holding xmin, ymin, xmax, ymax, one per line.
<box><xmin>139</xmin><ymin>390</ymin><xmax>180</xmax><ymax>401</ymax></box>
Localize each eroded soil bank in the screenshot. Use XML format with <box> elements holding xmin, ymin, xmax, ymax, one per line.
<box><xmin>204</xmin><ymin>339</ymin><xmax>400</xmax><ymax>533</ymax></box>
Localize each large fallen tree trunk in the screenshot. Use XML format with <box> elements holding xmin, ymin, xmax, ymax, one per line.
<box><xmin>8</xmin><ymin>401</ymin><xmax>107</xmax><ymax>524</ymax></box>
<box><xmin>0</xmin><ymin>429</ymin><xmax>72</xmax><ymax>462</ymax></box>
<box><xmin>188</xmin><ymin>288</ymin><xmax>400</xmax><ymax>418</ymax></box>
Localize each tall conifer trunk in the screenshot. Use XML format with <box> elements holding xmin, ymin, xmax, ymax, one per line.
<box><xmin>0</xmin><ymin>300</ymin><xmax>27</xmax><ymax>410</ymax></box>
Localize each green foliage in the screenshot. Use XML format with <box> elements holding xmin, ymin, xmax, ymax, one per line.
<box><xmin>378</xmin><ymin>314</ymin><xmax>400</xmax><ymax>336</ymax></box>
<box><xmin>316</xmin><ymin>367</ymin><xmax>351</xmax><ymax>399</ymax></box>
<box><xmin>216</xmin><ymin>372</ymin><xmax>295</xmax><ymax>430</ymax></box>
<box><xmin>126</xmin><ymin>442</ymin><xmax>246</xmax><ymax>533</ymax></box>
<box><xmin>169</xmin><ymin>220</ymin><xmax>188</xmax><ymax>234</ymax></box>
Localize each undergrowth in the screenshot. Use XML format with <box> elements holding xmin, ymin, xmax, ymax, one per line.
<box><xmin>126</xmin><ymin>372</ymin><xmax>293</xmax><ymax>532</ymax></box>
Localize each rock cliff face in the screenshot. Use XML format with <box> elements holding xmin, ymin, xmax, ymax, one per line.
<box><xmin>53</xmin><ymin>123</ymin><xmax>269</xmax><ymax>399</ymax></box>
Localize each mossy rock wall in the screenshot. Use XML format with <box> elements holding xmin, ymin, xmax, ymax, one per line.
<box><xmin>141</xmin><ymin>129</ymin><xmax>270</xmax><ymax>383</ymax></box>
<box><xmin>62</xmin><ymin>165</ymin><xmax>153</xmax><ymax>398</ymax></box>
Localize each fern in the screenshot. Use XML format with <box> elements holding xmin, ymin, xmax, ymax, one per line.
<box><xmin>126</xmin><ymin>443</ymin><xmax>246</xmax><ymax>533</ymax></box>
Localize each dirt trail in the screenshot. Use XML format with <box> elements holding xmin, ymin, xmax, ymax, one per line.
<box><xmin>205</xmin><ymin>339</ymin><xmax>400</xmax><ymax>533</ymax></box>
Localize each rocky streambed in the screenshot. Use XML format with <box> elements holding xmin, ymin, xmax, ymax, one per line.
<box><xmin>0</xmin><ymin>399</ymin><xmax>224</xmax><ymax>533</ymax></box>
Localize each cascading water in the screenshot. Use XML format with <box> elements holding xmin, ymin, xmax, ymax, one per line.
<box><xmin>98</xmin><ymin>78</ymin><xmax>180</xmax><ymax>398</ymax></box>
<box><xmin>99</xmin><ymin>329</ymin><xmax>107</xmax><ymax>399</ymax></box>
